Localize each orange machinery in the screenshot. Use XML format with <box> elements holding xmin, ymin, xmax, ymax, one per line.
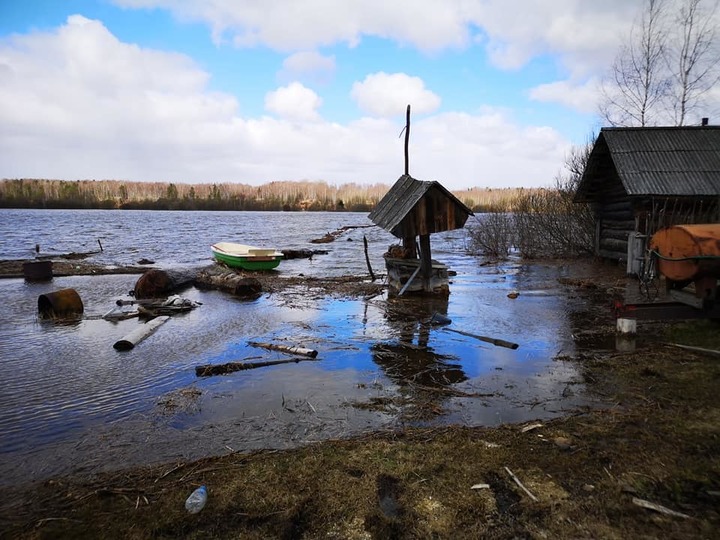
<box><xmin>649</xmin><ymin>224</ymin><xmax>720</xmax><ymax>308</ymax></box>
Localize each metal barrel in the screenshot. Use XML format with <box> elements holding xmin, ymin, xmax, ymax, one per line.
<box><xmin>38</xmin><ymin>288</ymin><xmax>84</xmax><ymax>319</ymax></box>
<box><xmin>23</xmin><ymin>261</ymin><xmax>53</xmax><ymax>281</ymax></box>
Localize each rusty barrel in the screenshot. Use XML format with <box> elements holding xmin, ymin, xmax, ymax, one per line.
<box><xmin>38</xmin><ymin>288</ymin><xmax>84</xmax><ymax>319</ymax></box>
<box><xmin>650</xmin><ymin>224</ymin><xmax>720</xmax><ymax>283</ymax></box>
<box><xmin>23</xmin><ymin>260</ymin><xmax>53</xmax><ymax>281</ymax></box>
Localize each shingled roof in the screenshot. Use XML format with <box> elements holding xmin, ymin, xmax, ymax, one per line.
<box><xmin>576</xmin><ymin>126</ymin><xmax>720</xmax><ymax>202</ymax></box>
<box><xmin>369</xmin><ymin>174</ymin><xmax>473</xmax><ymax>238</ymax></box>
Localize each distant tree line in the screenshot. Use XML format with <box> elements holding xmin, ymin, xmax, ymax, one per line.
<box><xmin>0</xmin><ymin>178</ymin><xmax>533</xmax><ymax>213</ymax></box>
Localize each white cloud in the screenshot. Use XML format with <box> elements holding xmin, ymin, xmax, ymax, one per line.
<box><xmin>410</xmin><ymin>112</ymin><xmax>568</xmax><ymax>186</ymax></box>
<box><xmin>528</xmin><ymin>78</ymin><xmax>601</xmax><ymax>114</ymax></box>
<box><xmin>114</xmin><ymin>0</ymin><xmax>472</xmax><ymax>52</ymax></box>
<box><xmin>278</xmin><ymin>51</ymin><xmax>336</xmax><ymax>84</ymax></box>
<box><xmin>0</xmin><ymin>16</ymin><xmax>571</xmax><ymax>188</ymax></box>
<box><xmin>113</xmin><ymin>0</ymin><xmax>638</xmax><ymax>75</ymax></box>
<box><xmin>351</xmin><ymin>73</ymin><xmax>441</xmax><ymax>118</ymax></box>
<box><xmin>467</xmin><ymin>0</ymin><xmax>637</xmax><ymax>75</ymax></box>
<box><xmin>265</xmin><ymin>82</ymin><xmax>323</xmax><ymax>121</ymax></box>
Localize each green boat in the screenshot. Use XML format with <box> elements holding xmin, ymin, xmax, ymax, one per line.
<box><xmin>211</xmin><ymin>242</ymin><xmax>284</xmax><ymax>271</ymax></box>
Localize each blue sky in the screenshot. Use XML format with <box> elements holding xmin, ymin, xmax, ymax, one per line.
<box><xmin>0</xmin><ymin>1</ymin><xmax>653</xmax><ymax>189</ymax></box>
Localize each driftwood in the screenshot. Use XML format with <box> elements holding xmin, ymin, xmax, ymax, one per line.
<box><xmin>310</xmin><ymin>225</ymin><xmax>374</xmax><ymax>244</ymax></box>
<box><xmin>248</xmin><ymin>341</ymin><xmax>318</xmax><ymax>358</ymax></box>
<box><xmin>114</xmin><ymin>316</ymin><xmax>170</xmax><ymax>351</ymax></box>
<box><xmin>281</xmin><ymin>249</ymin><xmax>329</xmax><ymax>260</ymax></box>
<box><xmin>195</xmin><ymin>269</ymin><xmax>262</xmax><ymax>297</ymax></box>
<box><xmin>504</xmin><ymin>466</ymin><xmax>538</xmax><ymax>502</ymax></box>
<box><xmin>196</xmin><ymin>357</ymin><xmax>318</xmax><ymax>377</ymax></box>
<box><xmin>632</xmin><ymin>497</ymin><xmax>690</xmax><ymax>519</ymax></box>
<box><xmin>102</xmin><ymin>306</ymin><xmax>139</xmax><ymax>320</ymax></box>
<box><xmin>442</xmin><ymin>327</ymin><xmax>519</xmax><ymax>350</ymax></box>
<box><xmin>134</xmin><ymin>269</ymin><xmax>198</xmax><ymax>299</ymax></box>
<box><xmin>664</xmin><ymin>342</ymin><xmax>720</xmax><ymax>359</ymax></box>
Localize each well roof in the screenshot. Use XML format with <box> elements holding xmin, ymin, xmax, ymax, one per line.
<box><xmin>369</xmin><ymin>174</ymin><xmax>473</xmax><ymax>238</ymax></box>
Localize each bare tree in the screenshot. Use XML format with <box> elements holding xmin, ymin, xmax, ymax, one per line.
<box><xmin>667</xmin><ymin>0</ymin><xmax>720</xmax><ymax>124</ymax></box>
<box><xmin>601</xmin><ymin>0</ymin><xmax>671</xmax><ymax>126</ymax></box>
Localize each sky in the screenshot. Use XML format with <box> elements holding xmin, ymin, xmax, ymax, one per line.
<box><xmin>0</xmin><ymin>0</ymin><xmax>700</xmax><ymax>190</ymax></box>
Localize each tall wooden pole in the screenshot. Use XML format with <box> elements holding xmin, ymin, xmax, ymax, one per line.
<box><xmin>402</xmin><ymin>104</ymin><xmax>415</xmax><ymax>257</ymax></box>
<box><xmin>404</xmin><ymin>104</ymin><xmax>410</xmax><ymax>176</ymax></box>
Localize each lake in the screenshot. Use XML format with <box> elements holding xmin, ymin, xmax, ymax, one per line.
<box><xmin>0</xmin><ymin>209</ymin><xmax>601</xmax><ymax>486</ymax></box>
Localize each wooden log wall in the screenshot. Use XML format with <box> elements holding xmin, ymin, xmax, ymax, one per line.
<box><xmin>594</xmin><ymin>174</ymin><xmax>635</xmax><ymax>262</ymax></box>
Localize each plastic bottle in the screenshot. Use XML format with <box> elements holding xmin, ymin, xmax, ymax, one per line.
<box><xmin>185</xmin><ymin>485</ymin><xmax>207</xmax><ymax>514</ymax></box>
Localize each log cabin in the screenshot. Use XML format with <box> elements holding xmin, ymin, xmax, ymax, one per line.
<box><xmin>575</xmin><ymin>125</ymin><xmax>720</xmax><ymax>274</ymax></box>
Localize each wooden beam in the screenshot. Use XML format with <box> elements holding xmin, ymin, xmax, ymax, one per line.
<box><xmin>419</xmin><ymin>234</ymin><xmax>432</xmax><ymax>292</ymax></box>
<box><xmin>404</xmin><ymin>105</ymin><xmax>410</xmax><ymax>175</ymax></box>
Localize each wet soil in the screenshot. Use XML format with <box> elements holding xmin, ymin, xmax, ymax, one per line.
<box><xmin>1</xmin><ymin>260</ymin><xmax>719</xmax><ymax>539</ymax></box>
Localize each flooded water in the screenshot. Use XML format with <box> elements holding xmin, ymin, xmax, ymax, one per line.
<box><xmin>0</xmin><ymin>209</ymin><xmax>605</xmax><ymax>486</ymax></box>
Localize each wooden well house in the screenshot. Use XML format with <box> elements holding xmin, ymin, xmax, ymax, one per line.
<box><xmin>369</xmin><ymin>174</ymin><xmax>473</xmax><ymax>295</ymax></box>
<box><xmin>576</xmin><ymin>125</ymin><xmax>720</xmax><ymax>274</ymax></box>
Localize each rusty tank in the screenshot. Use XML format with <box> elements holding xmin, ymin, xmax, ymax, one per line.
<box><xmin>649</xmin><ymin>223</ymin><xmax>720</xmax><ymax>299</ymax></box>
<box><xmin>37</xmin><ymin>288</ymin><xmax>84</xmax><ymax>319</ymax></box>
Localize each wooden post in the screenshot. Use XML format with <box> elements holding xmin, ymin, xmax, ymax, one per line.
<box><xmin>363</xmin><ymin>235</ymin><xmax>376</xmax><ymax>281</ymax></box>
<box><xmin>419</xmin><ymin>234</ymin><xmax>432</xmax><ymax>292</ymax></box>
<box><xmin>404</xmin><ymin>104</ymin><xmax>410</xmax><ymax>176</ymax></box>
<box><xmin>402</xmin><ymin>236</ymin><xmax>417</xmax><ymax>258</ymax></box>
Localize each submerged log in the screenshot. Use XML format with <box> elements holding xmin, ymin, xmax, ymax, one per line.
<box><xmin>248</xmin><ymin>341</ymin><xmax>319</xmax><ymax>358</ymax></box>
<box><xmin>195</xmin><ymin>269</ymin><xmax>262</xmax><ymax>297</ymax></box>
<box><xmin>442</xmin><ymin>327</ymin><xmax>519</xmax><ymax>350</ymax></box>
<box><xmin>133</xmin><ymin>269</ymin><xmax>198</xmax><ymax>299</ymax></box>
<box><xmin>196</xmin><ymin>357</ymin><xmax>317</xmax><ymax>377</ymax></box>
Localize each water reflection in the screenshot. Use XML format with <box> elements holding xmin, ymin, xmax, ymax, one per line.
<box><xmin>370</xmin><ymin>294</ymin><xmax>468</xmax><ymax>420</ymax></box>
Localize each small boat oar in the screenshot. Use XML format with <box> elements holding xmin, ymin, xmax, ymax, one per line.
<box><xmin>429</xmin><ymin>312</ymin><xmax>519</xmax><ymax>350</ymax></box>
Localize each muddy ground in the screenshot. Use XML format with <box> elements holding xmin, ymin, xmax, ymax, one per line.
<box><xmin>1</xmin><ymin>259</ymin><xmax>719</xmax><ymax>539</ymax></box>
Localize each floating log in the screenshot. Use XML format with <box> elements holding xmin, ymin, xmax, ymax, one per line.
<box><xmin>113</xmin><ymin>316</ymin><xmax>170</xmax><ymax>351</ymax></box>
<box><xmin>35</xmin><ymin>251</ymin><xmax>98</xmax><ymax>261</ymax></box>
<box><xmin>248</xmin><ymin>341</ymin><xmax>318</xmax><ymax>358</ymax></box>
<box><xmin>442</xmin><ymin>327</ymin><xmax>519</xmax><ymax>350</ymax></box>
<box><xmin>310</xmin><ymin>225</ymin><xmax>374</xmax><ymax>244</ymax></box>
<box><xmin>133</xmin><ymin>269</ymin><xmax>198</xmax><ymax>299</ymax></box>
<box><xmin>281</xmin><ymin>249</ymin><xmax>329</xmax><ymax>260</ymax></box>
<box><xmin>195</xmin><ymin>269</ymin><xmax>262</xmax><ymax>297</ymax></box>
<box><xmin>196</xmin><ymin>357</ymin><xmax>318</xmax><ymax>377</ymax></box>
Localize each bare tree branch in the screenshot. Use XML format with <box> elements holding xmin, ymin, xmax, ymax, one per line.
<box><xmin>667</xmin><ymin>0</ymin><xmax>720</xmax><ymax>124</ymax></box>
<box><xmin>600</xmin><ymin>0</ymin><xmax>719</xmax><ymax>127</ymax></box>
